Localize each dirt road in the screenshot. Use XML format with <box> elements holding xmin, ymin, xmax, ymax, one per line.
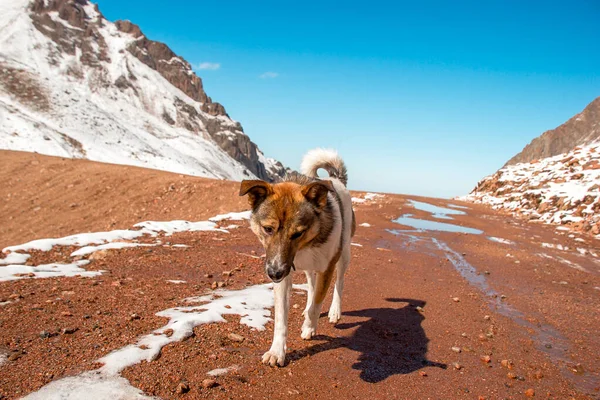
<box><xmin>1</xmin><ymin>151</ymin><xmax>598</xmax><ymax>399</ymax></box>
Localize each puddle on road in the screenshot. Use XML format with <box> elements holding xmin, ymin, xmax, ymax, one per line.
<box><xmin>432</xmin><ymin>238</ymin><xmax>597</xmax><ymax>395</ymax></box>
<box><xmin>408</xmin><ymin>200</ymin><xmax>466</xmax><ymax>219</ymax></box>
<box><xmin>392</xmin><ymin>215</ymin><xmax>483</xmax><ymax>235</ymax></box>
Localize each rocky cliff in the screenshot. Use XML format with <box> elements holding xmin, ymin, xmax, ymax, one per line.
<box><xmin>0</xmin><ymin>0</ymin><xmax>285</xmax><ymax>181</ymax></box>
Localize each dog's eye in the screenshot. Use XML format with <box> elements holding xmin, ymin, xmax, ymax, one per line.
<box><xmin>262</xmin><ymin>226</ymin><xmax>274</xmax><ymax>235</ymax></box>
<box><xmin>291</xmin><ymin>230</ymin><xmax>305</xmax><ymax>240</ymax></box>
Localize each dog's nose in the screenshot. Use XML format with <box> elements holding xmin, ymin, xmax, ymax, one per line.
<box><xmin>267</xmin><ymin>267</ymin><xmax>286</xmax><ymax>282</ymax></box>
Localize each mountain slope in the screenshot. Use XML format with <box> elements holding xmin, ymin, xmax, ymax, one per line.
<box><xmin>0</xmin><ymin>0</ymin><xmax>285</xmax><ymax>181</ymax></box>
<box><xmin>460</xmin><ymin>98</ymin><xmax>600</xmax><ymax>236</ymax></box>
<box><xmin>505</xmin><ymin>96</ymin><xmax>600</xmax><ymax>166</ymax></box>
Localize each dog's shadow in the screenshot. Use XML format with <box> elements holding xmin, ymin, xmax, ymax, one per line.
<box><xmin>287</xmin><ymin>298</ymin><xmax>446</xmax><ymax>383</ymax></box>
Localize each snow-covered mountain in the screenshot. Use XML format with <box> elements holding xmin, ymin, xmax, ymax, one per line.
<box><xmin>460</xmin><ymin>99</ymin><xmax>600</xmax><ymax>237</ymax></box>
<box><xmin>0</xmin><ymin>0</ymin><xmax>286</xmax><ymax>181</ymax></box>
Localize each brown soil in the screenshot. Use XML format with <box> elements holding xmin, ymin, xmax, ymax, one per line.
<box><xmin>1</xmin><ymin>151</ymin><xmax>599</xmax><ymax>399</ymax></box>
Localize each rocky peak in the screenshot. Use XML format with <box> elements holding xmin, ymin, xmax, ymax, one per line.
<box><xmin>505</xmin><ymin>96</ymin><xmax>600</xmax><ymax>166</ymax></box>
<box><xmin>19</xmin><ymin>0</ymin><xmax>286</xmax><ymax>182</ymax></box>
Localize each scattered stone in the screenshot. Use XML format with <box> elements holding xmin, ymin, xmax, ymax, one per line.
<box><xmin>452</xmin><ymin>297</ymin><xmax>460</xmax><ymax>302</ymax></box>
<box><xmin>500</xmin><ymin>359</ymin><xmax>514</xmax><ymax>369</ymax></box>
<box><xmin>481</xmin><ymin>355</ymin><xmax>491</xmax><ymax>363</ymax></box>
<box><xmin>292</xmin><ymin>304</ymin><xmax>300</xmax><ymax>309</ymax></box>
<box><xmin>202</xmin><ymin>378</ymin><xmax>217</xmax><ymax>389</ymax></box>
<box><xmin>483</xmin><ymin>270</ymin><xmax>490</xmax><ymax>275</ymax></box>
<box><xmin>451</xmin><ymin>346</ymin><xmax>461</xmax><ymax>353</ymax></box>
<box><xmin>176</xmin><ymin>381</ymin><xmax>190</xmax><ymax>394</ymax></box>
<box><xmin>453</xmin><ymin>362</ymin><xmax>462</xmax><ymax>370</ymax></box>
<box><xmin>211</xmin><ymin>282</ymin><xmax>218</xmax><ymax>290</ymax></box>
<box><xmin>478</xmin><ymin>334</ymin><xmax>488</xmax><ymax>342</ymax></box>
<box><xmin>461</xmin><ymin>333</ymin><xmax>467</xmax><ymax>338</ymax></box>
<box><xmin>483</xmin><ymin>315</ymin><xmax>491</xmax><ymax>321</ymax></box>
<box><xmin>39</xmin><ymin>330</ymin><xmax>51</xmax><ymax>339</ymax></box>
<box><xmin>525</xmin><ymin>388</ymin><xmax>535</xmax><ymax>397</ymax></box>
<box><xmin>130</xmin><ymin>313</ymin><xmax>140</xmax><ymax>321</ymax></box>
<box><xmin>89</xmin><ymin>250</ymin><xmax>108</xmax><ymax>261</ymax></box>
<box><xmin>416</xmin><ymin>306</ymin><xmax>424</xmax><ymax>313</ymax></box>
<box><xmin>507</xmin><ymin>372</ymin><xmax>517</xmax><ymax>379</ymax></box>
<box><xmin>500</xmin><ymin>294</ymin><xmax>507</xmax><ymax>300</ymax></box>
<box><xmin>60</xmin><ymin>311</ymin><xmax>73</xmax><ymax>317</ymax></box>
<box><xmin>485</xmin><ymin>332</ymin><xmax>494</xmax><ymax>339</ymax></box>
<box><xmin>227</xmin><ymin>333</ymin><xmax>245</xmax><ymax>343</ymax></box>
<box><xmin>222</xmin><ymin>271</ymin><xmax>232</xmax><ymax>277</ymax></box>
<box><xmin>61</xmin><ymin>327</ymin><xmax>78</xmax><ymax>335</ymax></box>
<box><xmin>204</xmin><ymin>274</ymin><xmax>213</xmax><ymax>278</ymax></box>
<box><xmin>217</xmin><ymin>281</ymin><xmax>226</xmax><ymax>288</ymax></box>
<box><xmin>419</xmin><ymin>371</ymin><xmax>427</xmax><ymax>377</ymax></box>
<box><xmin>570</xmin><ymin>364</ymin><xmax>585</xmax><ymax>375</ymax></box>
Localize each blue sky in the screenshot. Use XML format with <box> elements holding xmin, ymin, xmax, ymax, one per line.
<box><xmin>97</xmin><ymin>0</ymin><xmax>600</xmax><ymax>198</ymax></box>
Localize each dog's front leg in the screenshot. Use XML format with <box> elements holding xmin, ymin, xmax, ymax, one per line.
<box><xmin>262</xmin><ymin>275</ymin><xmax>291</xmax><ymax>367</ymax></box>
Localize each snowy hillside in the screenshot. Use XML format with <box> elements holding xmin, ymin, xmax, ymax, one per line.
<box><xmin>0</xmin><ymin>0</ymin><xmax>285</xmax><ymax>181</ymax></box>
<box><xmin>459</xmin><ymin>142</ymin><xmax>600</xmax><ymax>237</ymax></box>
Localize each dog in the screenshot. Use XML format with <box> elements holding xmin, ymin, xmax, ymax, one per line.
<box><xmin>239</xmin><ymin>148</ymin><xmax>355</xmax><ymax>367</ymax></box>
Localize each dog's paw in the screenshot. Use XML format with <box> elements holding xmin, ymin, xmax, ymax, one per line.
<box><xmin>261</xmin><ymin>349</ymin><xmax>285</xmax><ymax>367</ymax></box>
<box><xmin>328</xmin><ymin>306</ymin><xmax>341</xmax><ymax>324</ymax></box>
<box><xmin>301</xmin><ymin>325</ymin><xmax>317</xmax><ymax>340</ymax></box>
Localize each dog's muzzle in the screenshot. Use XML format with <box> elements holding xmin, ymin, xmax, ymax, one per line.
<box><xmin>266</xmin><ymin>263</ymin><xmax>294</xmax><ymax>283</ymax></box>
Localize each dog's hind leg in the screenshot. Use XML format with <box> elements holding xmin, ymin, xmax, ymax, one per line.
<box><xmin>262</xmin><ymin>274</ymin><xmax>291</xmax><ymax>367</ymax></box>
<box><xmin>328</xmin><ymin>247</ymin><xmax>350</xmax><ymax>324</ymax></box>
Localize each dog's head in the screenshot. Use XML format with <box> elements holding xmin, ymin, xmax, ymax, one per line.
<box><xmin>239</xmin><ymin>179</ymin><xmax>334</xmax><ymax>282</ymax></box>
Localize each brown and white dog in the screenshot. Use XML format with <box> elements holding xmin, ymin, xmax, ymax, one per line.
<box><xmin>239</xmin><ymin>148</ymin><xmax>355</xmax><ymax>367</ymax></box>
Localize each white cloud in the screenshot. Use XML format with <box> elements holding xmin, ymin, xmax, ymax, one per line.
<box><xmin>259</xmin><ymin>71</ymin><xmax>279</xmax><ymax>79</ymax></box>
<box><xmin>197</xmin><ymin>62</ymin><xmax>221</xmax><ymax>70</ymax></box>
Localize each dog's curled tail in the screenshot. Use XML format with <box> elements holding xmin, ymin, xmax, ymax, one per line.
<box><xmin>300</xmin><ymin>148</ymin><xmax>348</xmax><ymax>186</ymax></box>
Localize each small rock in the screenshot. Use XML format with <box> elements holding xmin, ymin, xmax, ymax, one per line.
<box><xmin>60</xmin><ymin>311</ymin><xmax>73</xmax><ymax>317</ymax></box>
<box><xmin>202</xmin><ymin>378</ymin><xmax>217</xmax><ymax>389</ymax></box>
<box><xmin>90</xmin><ymin>250</ymin><xmax>108</xmax><ymax>261</ymax></box>
<box><xmin>217</xmin><ymin>281</ymin><xmax>226</xmax><ymax>288</ymax></box>
<box><xmin>163</xmin><ymin>329</ymin><xmax>174</xmax><ymax>337</ymax></box>
<box><xmin>204</xmin><ymin>274</ymin><xmax>213</xmax><ymax>278</ymax></box>
<box><xmin>130</xmin><ymin>314</ymin><xmax>140</xmax><ymax>321</ymax></box>
<box><xmin>507</xmin><ymin>372</ymin><xmax>517</xmax><ymax>379</ymax></box>
<box><xmin>483</xmin><ymin>315</ymin><xmax>491</xmax><ymax>321</ymax></box>
<box><xmin>8</xmin><ymin>352</ymin><xmax>22</xmax><ymax>362</ymax></box>
<box><xmin>451</xmin><ymin>346</ymin><xmax>461</xmax><ymax>353</ymax></box>
<box><xmin>292</xmin><ymin>304</ymin><xmax>300</xmax><ymax>309</ymax></box>
<box><xmin>452</xmin><ymin>297</ymin><xmax>460</xmax><ymax>302</ymax></box>
<box><xmin>176</xmin><ymin>381</ymin><xmax>190</xmax><ymax>394</ymax></box>
<box><xmin>533</xmin><ymin>370</ymin><xmax>544</xmax><ymax>380</ymax></box>
<box><xmin>416</xmin><ymin>306</ymin><xmax>424</xmax><ymax>313</ymax></box>
<box><xmin>222</xmin><ymin>271</ymin><xmax>232</xmax><ymax>277</ymax></box>
<box><xmin>39</xmin><ymin>330</ymin><xmax>51</xmax><ymax>339</ymax></box>
<box><xmin>525</xmin><ymin>388</ymin><xmax>535</xmax><ymax>397</ymax></box>
<box><xmin>500</xmin><ymin>360</ymin><xmax>514</xmax><ymax>369</ymax></box>
<box><xmin>500</xmin><ymin>295</ymin><xmax>507</xmax><ymax>300</ymax></box>
<box><xmin>419</xmin><ymin>371</ymin><xmax>427</xmax><ymax>377</ymax></box>
<box><xmin>544</xmin><ymin>343</ymin><xmax>552</xmax><ymax>349</ymax></box>
<box><xmin>61</xmin><ymin>327</ymin><xmax>78</xmax><ymax>335</ymax></box>
<box><xmin>227</xmin><ymin>333</ymin><xmax>245</xmax><ymax>343</ymax></box>
<box><xmin>481</xmin><ymin>355</ymin><xmax>491</xmax><ymax>363</ymax></box>
<box><xmin>483</xmin><ymin>270</ymin><xmax>490</xmax><ymax>275</ymax></box>
<box><xmin>461</xmin><ymin>333</ymin><xmax>467</xmax><ymax>338</ymax></box>
<box><xmin>211</xmin><ymin>282</ymin><xmax>218</xmax><ymax>290</ymax></box>
<box><xmin>453</xmin><ymin>362</ymin><xmax>462</xmax><ymax>370</ymax></box>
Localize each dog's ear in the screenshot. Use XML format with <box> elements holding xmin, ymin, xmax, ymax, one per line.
<box><xmin>301</xmin><ymin>180</ymin><xmax>334</xmax><ymax>208</ymax></box>
<box><xmin>239</xmin><ymin>180</ymin><xmax>272</xmax><ymax>209</ymax></box>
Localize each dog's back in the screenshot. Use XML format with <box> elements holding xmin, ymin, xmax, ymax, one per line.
<box><xmin>300</xmin><ymin>148</ymin><xmax>355</xmax><ymax>243</ymax></box>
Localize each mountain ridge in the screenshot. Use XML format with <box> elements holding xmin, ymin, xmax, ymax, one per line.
<box><xmin>0</xmin><ymin>0</ymin><xmax>285</xmax><ymax>181</ymax></box>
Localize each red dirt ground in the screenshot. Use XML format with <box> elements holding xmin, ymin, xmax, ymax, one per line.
<box><xmin>1</xmin><ymin>151</ymin><xmax>599</xmax><ymax>399</ymax></box>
